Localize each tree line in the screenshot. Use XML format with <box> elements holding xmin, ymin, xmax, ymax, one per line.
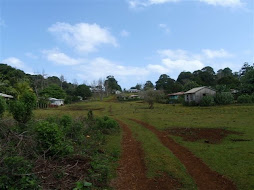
<box><xmin>0</xmin><ymin>62</ymin><xmax>254</xmax><ymax>103</ymax></box>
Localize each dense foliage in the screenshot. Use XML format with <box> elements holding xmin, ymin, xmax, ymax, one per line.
<box><xmin>0</xmin><ymin>96</ymin><xmax>6</xmax><ymax>118</ymax></box>
<box><xmin>0</xmin><ymin>111</ymin><xmax>120</xmax><ymax>189</ymax></box>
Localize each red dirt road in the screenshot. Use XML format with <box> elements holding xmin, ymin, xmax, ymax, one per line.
<box><xmin>112</xmin><ymin>120</ymin><xmax>181</xmax><ymax>190</ymax></box>
<box><xmin>130</xmin><ymin>119</ymin><xmax>237</xmax><ymax>190</ymax></box>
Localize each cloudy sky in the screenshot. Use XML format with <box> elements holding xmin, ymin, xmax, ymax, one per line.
<box><xmin>0</xmin><ymin>0</ymin><xmax>253</xmax><ymax>88</ymax></box>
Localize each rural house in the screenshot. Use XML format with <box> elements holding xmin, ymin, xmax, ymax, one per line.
<box><xmin>184</xmin><ymin>86</ymin><xmax>216</xmax><ymax>103</ymax></box>
<box><xmin>0</xmin><ymin>93</ymin><xmax>14</xmax><ymax>100</ymax></box>
<box><xmin>49</xmin><ymin>97</ymin><xmax>64</xmax><ymax>106</ymax></box>
<box><xmin>168</xmin><ymin>92</ymin><xmax>185</xmax><ymax>100</ymax></box>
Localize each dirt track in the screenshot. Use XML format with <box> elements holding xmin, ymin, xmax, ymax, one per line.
<box><xmin>112</xmin><ymin>120</ymin><xmax>181</xmax><ymax>190</ymax></box>
<box><xmin>130</xmin><ymin>118</ymin><xmax>237</xmax><ymax>190</ymax></box>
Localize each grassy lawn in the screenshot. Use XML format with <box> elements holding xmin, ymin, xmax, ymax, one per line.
<box><xmin>34</xmin><ymin>100</ymin><xmax>254</xmax><ymax>189</ymax></box>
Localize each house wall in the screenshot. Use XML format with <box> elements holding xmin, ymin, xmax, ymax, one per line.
<box><xmin>185</xmin><ymin>88</ymin><xmax>216</xmax><ymax>103</ymax></box>
<box><xmin>50</xmin><ymin>100</ymin><xmax>64</xmax><ymax>106</ymax></box>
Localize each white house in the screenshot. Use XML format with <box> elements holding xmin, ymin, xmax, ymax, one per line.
<box><xmin>184</xmin><ymin>86</ymin><xmax>216</xmax><ymax>103</ymax></box>
<box><xmin>115</xmin><ymin>90</ymin><xmax>121</xmax><ymax>95</ymax></box>
<box><xmin>127</xmin><ymin>88</ymin><xmax>140</xmax><ymax>93</ymax></box>
<box><xmin>49</xmin><ymin>98</ymin><xmax>64</xmax><ymax>106</ymax></box>
<box><xmin>0</xmin><ymin>93</ymin><xmax>14</xmax><ymax>100</ymax></box>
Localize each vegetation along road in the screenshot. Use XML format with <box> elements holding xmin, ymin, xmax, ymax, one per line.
<box><xmin>33</xmin><ymin>98</ymin><xmax>254</xmax><ymax>190</ymax></box>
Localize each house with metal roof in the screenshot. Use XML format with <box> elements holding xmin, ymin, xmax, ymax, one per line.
<box><xmin>168</xmin><ymin>92</ymin><xmax>185</xmax><ymax>100</ymax></box>
<box><xmin>184</xmin><ymin>86</ymin><xmax>216</xmax><ymax>103</ymax></box>
<box><xmin>0</xmin><ymin>93</ymin><xmax>14</xmax><ymax>100</ymax></box>
<box><xmin>49</xmin><ymin>97</ymin><xmax>64</xmax><ymax>106</ymax></box>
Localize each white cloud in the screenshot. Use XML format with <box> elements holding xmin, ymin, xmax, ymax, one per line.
<box><xmin>120</xmin><ymin>30</ymin><xmax>130</xmax><ymax>37</ymax></box>
<box><xmin>158</xmin><ymin>24</ymin><xmax>170</xmax><ymax>33</ymax></box>
<box><xmin>48</xmin><ymin>22</ymin><xmax>117</xmax><ymax>53</ymax></box>
<box><xmin>2</xmin><ymin>57</ymin><xmax>25</xmax><ymax>69</ymax></box>
<box><xmin>128</xmin><ymin>0</ymin><xmax>179</xmax><ymax>8</ymax></box>
<box><xmin>77</xmin><ymin>57</ymin><xmax>149</xmax><ymax>79</ymax></box>
<box><xmin>128</xmin><ymin>0</ymin><xmax>243</xmax><ymax>8</ymax></box>
<box><xmin>42</xmin><ymin>49</ymin><xmax>82</xmax><ymax>65</ymax></box>
<box><xmin>202</xmin><ymin>49</ymin><xmax>233</xmax><ymax>59</ymax></box>
<box><xmin>199</xmin><ymin>0</ymin><xmax>243</xmax><ymax>8</ymax></box>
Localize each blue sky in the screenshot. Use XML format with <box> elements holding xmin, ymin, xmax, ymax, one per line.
<box><xmin>0</xmin><ymin>0</ymin><xmax>253</xmax><ymax>88</ymax></box>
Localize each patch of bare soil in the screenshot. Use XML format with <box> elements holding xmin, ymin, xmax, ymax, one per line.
<box><xmin>130</xmin><ymin>119</ymin><xmax>237</xmax><ymax>190</ymax></box>
<box><xmin>167</xmin><ymin>128</ymin><xmax>240</xmax><ymax>144</ymax></box>
<box><xmin>33</xmin><ymin>155</ymin><xmax>90</xmax><ymax>190</ymax></box>
<box><xmin>111</xmin><ymin>120</ymin><xmax>181</xmax><ymax>190</ymax></box>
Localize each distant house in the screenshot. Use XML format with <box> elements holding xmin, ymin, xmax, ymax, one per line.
<box><xmin>127</xmin><ymin>88</ymin><xmax>140</xmax><ymax>93</ymax></box>
<box><xmin>168</xmin><ymin>92</ymin><xmax>185</xmax><ymax>100</ymax></box>
<box><xmin>184</xmin><ymin>87</ymin><xmax>216</xmax><ymax>103</ymax></box>
<box><xmin>115</xmin><ymin>90</ymin><xmax>121</xmax><ymax>95</ymax></box>
<box><xmin>49</xmin><ymin>98</ymin><xmax>64</xmax><ymax>106</ymax></box>
<box><xmin>0</xmin><ymin>93</ymin><xmax>13</xmax><ymax>100</ymax></box>
<box><xmin>129</xmin><ymin>94</ymin><xmax>139</xmax><ymax>99</ymax></box>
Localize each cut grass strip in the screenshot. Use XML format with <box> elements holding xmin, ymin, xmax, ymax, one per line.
<box><xmin>123</xmin><ymin>119</ymin><xmax>196</xmax><ymax>190</ymax></box>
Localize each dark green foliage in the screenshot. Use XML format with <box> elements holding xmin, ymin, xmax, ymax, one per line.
<box><xmin>95</xmin><ymin>116</ymin><xmax>119</xmax><ymax>134</ymax></box>
<box><xmin>214</xmin><ymin>92</ymin><xmax>234</xmax><ymax>105</ymax></box>
<box><xmin>237</xmin><ymin>94</ymin><xmax>253</xmax><ymax>104</ymax></box>
<box><xmin>104</xmin><ymin>75</ymin><xmax>122</xmax><ymax>94</ymax></box>
<box><xmin>40</xmin><ymin>84</ymin><xmax>66</xmax><ymax>99</ymax></box>
<box><xmin>75</xmin><ymin>84</ymin><xmax>92</xmax><ymax>99</ymax></box>
<box><xmin>87</xmin><ymin>110</ymin><xmax>94</xmax><ymax>121</ymax></box>
<box><xmin>144</xmin><ymin>80</ymin><xmax>154</xmax><ymax>91</ymax></box>
<box><xmin>9</xmin><ymin>91</ymin><xmax>37</xmax><ymax>125</ymax></box>
<box><xmin>0</xmin><ymin>156</ymin><xmax>39</xmax><ymax>190</ymax></box>
<box><xmin>35</xmin><ymin>121</ymin><xmax>73</xmax><ymax>157</ymax></box>
<box><xmin>200</xmin><ymin>96</ymin><xmax>214</xmax><ymax>106</ymax></box>
<box><xmin>183</xmin><ymin>81</ymin><xmax>200</xmax><ymax>91</ymax></box>
<box><xmin>240</xmin><ymin>68</ymin><xmax>254</xmax><ymax>94</ymax></box>
<box><xmin>0</xmin><ymin>96</ymin><xmax>6</xmax><ymax>118</ymax></box>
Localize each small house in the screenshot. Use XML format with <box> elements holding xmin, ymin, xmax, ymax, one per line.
<box><xmin>168</xmin><ymin>92</ymin><xmax>185</xmax><ymax>100</ymax></box>
<box><xmin>127</xmin><ymin>88</ymin><xmax>140</xmax><ymax>93</ymax></box>
<box><xmin>49</xmin><ymin>98</ymin><xmax>64</xmax><ymax>106</ymax></box>
<box><xmin>0</xmin><ymin>93</ymin><xmax>14</xmax><ymax>100</ymax></box>
<box><xmin>184</xmin><ymin>86</ymin><xmax>216</xmax><ymax>103</ymax></box>
<box><xmin>129</xmin><ymin>94</ymin><xmax>139</xmax><ymax>99</ymax></box>
<box><xmin>115</xmin><ymin>90</ymin><xmax>121</xmax><ymax>95</ymax></box>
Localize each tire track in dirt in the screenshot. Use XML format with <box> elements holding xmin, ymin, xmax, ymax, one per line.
<box><xmin>130</xmin><ymin>118</ymin><xmax>237</xmax><ymax>190</ymax></box>
<box><xmin>111</xmin><ymin>119</ymin><xmax>181</xmax><ymax>190</ymax></box>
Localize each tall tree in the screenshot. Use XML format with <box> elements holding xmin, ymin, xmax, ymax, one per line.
<box><xmin>144</xmin><ymin>81</ymin><xmax>154</xmax><ymax>91</ymax></box>
<box><xmin>104</xmin><ymin>76</ymin><xmax>121</xmax><ymax>95</ymax></box>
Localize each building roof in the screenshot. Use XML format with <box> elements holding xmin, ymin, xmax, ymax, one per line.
<box><xmin>184</xmin><ymin>86</ymin><xmax>215</xmax><ymax>94</ymax></box>
<box><xmin>168</xmin><ymin>92</ymin><xmax>185</xmax><ymax>96</ymax></box>
<box><xmin>49</xmin><ymin>97</ymin><xmax>64</xmax><ymax>101</ymax></box>
<box><xmin>0</xmin><ymin>93</ymin><xmax>14</xmax><ymax>99</ymax></box>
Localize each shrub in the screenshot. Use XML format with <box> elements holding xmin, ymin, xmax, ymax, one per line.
<box><xmin>35</xmin><ymin>121</ymin><xmax>73</xmax><ymax>157</ymax></box>
<box><xmin>9</xmin><ymin>91</ymin><xmax>37</xmax><ymax>125</ymax></box>
<box><xmin>214</xmin><ymin>92</ymin><xmax>234</xmax><ymax>105</ymax></box>
<box><xmin>0</xmin><ymin>156</ymin><xmax>39</xmax><ymax>189</ymax></box>
<box><xmin>0</xmin><ymin>96</ymin><xmax>6</xmax><ymax>118</ymax></box>
<box><xmin>95</xmin><ymin>116</ymin><xmax>119</xmax><ymax>134</ymax></box>
<box><xmin>237</xmin><ymin>94</ymin><xmax>253</xmax><ymax>103</ymax></box>
<box><xmin>200</xmin><ymin>96</ymin><xmax>214</xmax><ymax>107</ymax></box>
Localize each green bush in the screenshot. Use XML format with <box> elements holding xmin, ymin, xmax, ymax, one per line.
<box><xmin>237</xmin><ymin>94</ymin><xmax>253</xmax><ymax>103</ymax></box>
<box><xmin>95</xmin><ymin>116</ymin><xmax>119</xmax><ymax>134</ymax></box>
<box><xmin>0</xmin><ymin>156</ymin><xmax>39</xmax><ymax>189</ymax></box>
<box><xmin>214</xmin><ymin>92</ymin><xmax>234</xmax><ymax>105</ymax></box>
<box><xmin>0</xmin><ymin>96</ymin><xmax>6</xmax><ymax>118</ymax></box>
<box><xmin>35</xmin><ymin>121</ymin><xmax>73</xmax><ymax>157</ymax></box>
<box><xmin>200</xmin><ymin>96</ymin><xmax>214</xmax><ymax>106</ymax></box>
<box><xmin>9</xmin><ymin>91</ymin><xmax>37</xmax><ymax>125</ymax></box>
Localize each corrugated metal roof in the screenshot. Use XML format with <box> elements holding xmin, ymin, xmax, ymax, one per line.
<box><xmin>184</xmin><ymin>86</ymin><xmax>215</xmax><ymax>94</ymax></box>
<box><xmin>168</xmin><ymin>92</ymin><xmax>185</xmax><ymax>96</ymax></box>
<box><xmin>0</xmin><ymin>93</ymin><xmax>14</xmax><ymax>98</ymax></box>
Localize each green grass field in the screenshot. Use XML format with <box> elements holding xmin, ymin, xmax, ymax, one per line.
<box><xmin>34</xmin><ymin>99</ymin><xmax>254</xmax><ymax>189</ymax></box>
